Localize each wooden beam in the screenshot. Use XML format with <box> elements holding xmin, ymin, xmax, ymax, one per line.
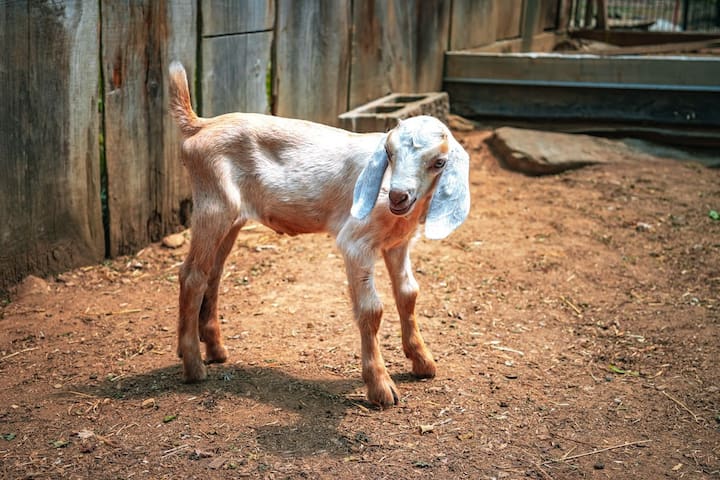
<box><xmin>521</xmin><ymin>0</ymin><xmax>542</xmax><ymax>52</ymax></box>
<box><xmin>444</xmin><ymin>51</ymin><xmax>720</xmax><ymax>131</ymax></box>
<box><xmin>572</xmin><ymin>29</ymin><xmax>720</xmax><ymax>46</ymax></box>
<box><xmin>595</xmin><ymin>0</ymin><xmax>608</xmax><ymax>30</ymax></box>
<box><xmin>445</xmin><ymin>51</ymin><xmax>720</xmax><ymax>87</ymax></box>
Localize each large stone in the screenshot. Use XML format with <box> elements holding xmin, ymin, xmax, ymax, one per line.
<box><xmin>487</xmin><ymin>127</ymin><xmax>615</xmax><ymax>175</ymax></box>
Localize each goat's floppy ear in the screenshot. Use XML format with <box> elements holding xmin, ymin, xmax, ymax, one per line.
<box><xmin>351</xmin><ymin>135</ymin><xmax>389</xmax><ymax>220</ymax></box>
<box><xmin>425</xmin><ymin>138</ymin><xmax>471</xmax><ymax>240</ymax></box>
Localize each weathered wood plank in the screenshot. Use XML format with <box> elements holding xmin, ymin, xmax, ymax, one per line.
<box><xmin>275</xmin><ymin>0</ymin><xmax>351</xmax><ymax>125</ymax></box>
<box><xmin>449</xmin><ymin>0</ymin><xmax>498</xmax><ymax>50</ymax></box>
<box><xmin>446</xmin><ymin>81</ymin><xmax>720</xmax><ymax>128</ymax></box>
<box><xmin>102</xmin><ymin>1</ymin><xmax>196</xmax><ymax>257</ymax></box>
<box><xmin>572</xmin><ymin>29</ymin><xmax>720</xmax><ymax>47</ymax></box>
<box><xmin>349</xmin><ymin>0</ymin><xmax>451</xmax><ymax>110</ymax></box>
<box><xmin>201</xmin><ymin>31</ymin><xmax>273</xmax><ymax>115</ymax></box>
<box><xmin>445</xmin><ymin>52</ymin><xmax>720</xmax><ymax>129</ymax></box>
<box><xmin>445</xmin><ymin>52</ymin><xmax>720</xmax><ymax>86</ymax></box>
<box><xmin>0</xmin><ymin>0</ymin><xmax>103</xmax><ymax>289</ymax></box>
<box><xmin>495</xmin><ymin>0</ymin><xmax>523</xmax><ymax>39</ymax></box>
<box><xmin>541</xmin><ymin>0</ymin><xmax>560</xmax><ymax>31</ymax></box>
<box><xmin>521</xmin><ymin>0</ymin><xmax>542</xmax><ymax>51</ymax></box>
<box><xmin>201</xmin><ymin>0</ymin><xmax>274</xmax><ymax>36</ymax></box>
<box><xmin>458</xmin><ymin>32</ymin><xmax>560</xmax><ymax>53</ymax></box>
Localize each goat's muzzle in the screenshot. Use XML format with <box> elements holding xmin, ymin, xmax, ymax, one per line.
<box><xmin>388</xmin><ymin>189</ymin><xmax>416</xmax><ymax>216</ymax></box>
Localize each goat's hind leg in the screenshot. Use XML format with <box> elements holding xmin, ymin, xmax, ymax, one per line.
<box><xmin>177</xmin><ymin>218</ymin><xmax>236</xmax><ymax>383</ymax></box>
<box><xmin>383</xmin><ymin>244</ymin><xmax>436</xmax><ymax>379</ymax></box>
<box><xmin>199</xmin><ymin>222</ymin><xmax>244</xmax><ymax>364</ymax></box>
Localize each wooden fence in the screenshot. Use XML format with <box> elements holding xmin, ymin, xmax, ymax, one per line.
<box><xmin>0</xmin><ymin>0</ymin><xmax>560</xmax><ymax>290</ymax></box>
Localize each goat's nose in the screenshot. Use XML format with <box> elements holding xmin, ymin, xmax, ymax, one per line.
<box><xmin>388</xmin><ymin>189</ymin><xmax>409</xmax><ymax>206</ymax></box>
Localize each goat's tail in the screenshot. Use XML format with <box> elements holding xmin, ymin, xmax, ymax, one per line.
<box><xmin>168</xmin><ymin>61</ymin><xmax>204</xmax><ymax>137</ymax></box>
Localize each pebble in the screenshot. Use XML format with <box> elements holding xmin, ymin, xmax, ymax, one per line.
<box><xmin>162</xmin><ymin>232</ymin><xmax>186</xmax><ymax>249</ymax></box>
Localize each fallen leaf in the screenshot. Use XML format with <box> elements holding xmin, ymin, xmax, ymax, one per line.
<box><xmin>608</xmin><ymin>364</ymin><xmax>639</xmax><ymax>376</ymax></box>
<box><xmin>2</xmin><ymin>433</ymin><xmax>16</xmax><ymax>441</ymax></box>
<box><xmin>672</xmin><ymin>463</ymin><xmax>683</xmax><ymax>471</ymax></box>
<box><xmin>163</xmin><ymin>414</ymin><xmax>177</xmax><ymax>423</ymax></box>
<box><xmin>51</xmin><ymin>439</ymin><xmax>70</xmax><ymax>448</ymax></box>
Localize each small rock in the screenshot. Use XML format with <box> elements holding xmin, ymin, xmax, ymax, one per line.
<box><xmin>594</xmin><ymin>462</ymin><xmax>605</xmax><ymax>470</ymax></box>
<box><xmin>162</xmin><ymin>232</ymin><xmax>186</xmax><ymax>249</ymax></box>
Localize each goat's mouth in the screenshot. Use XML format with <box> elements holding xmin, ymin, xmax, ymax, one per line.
<box><xmin>389</xmin><ymin>198</ymin><xmax>416</xmax><ymax>216</ymax></box>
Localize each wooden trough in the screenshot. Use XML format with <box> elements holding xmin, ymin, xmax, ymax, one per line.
<box><xmin>444</xmin><ymin>38</ymin><xmax>720</xmax><ymax>145</ymax></box>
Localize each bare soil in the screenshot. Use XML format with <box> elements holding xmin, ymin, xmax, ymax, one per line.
<box><xmin>1</xmin><ymin>130</ymin><xmax>719</xmax><ymax>479</ymax></box>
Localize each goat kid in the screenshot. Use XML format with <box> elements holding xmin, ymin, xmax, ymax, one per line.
<box><xmin>168</xmin><ymin>61</ymin><xmax>470</xmax><ymax>408</ymax></box>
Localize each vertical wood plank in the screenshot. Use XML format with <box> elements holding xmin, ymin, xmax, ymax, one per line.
<box><xmin>0</xmin><ymin>0</ymin><xmax>103</xmax><ymax>289</ymax></box>
<box><xmin>521</xmin><ymin>0</ymin><xmax>542</xmax><ymax>51</ymax></box>
<box><xmin>349</xmin><ymin>0</ymin><xmax>451</xmax><ymax>110</ymax></box>
<box><xmin>275</xmin><ymin>0</ymin><xmax>351</xmax><ymax>124</ymax></box>
<box><xmin>201</xmin><ymin>32</ymin><xmax>273</xmax><ymax>115</ymax></box>
<box><xmin>201</xmin><ymin>0</ymin><xmax>274</xmax><ymax>36</ymax></box>
<box><xmin>449</xmin><ymin>0</ymin><xmax>498</xmax><ymax>50</ymax></box>
<box><xmin>102</xmin><ymin>0</ymin><xmax>196</xmax><ymax>257</ymax></box>
<box><xmin>495</xmin><ymin>0</ymin><xmax>524</xmax><ymax>39</ymax></box>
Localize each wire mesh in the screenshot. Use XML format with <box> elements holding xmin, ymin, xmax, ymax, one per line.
<box><xmin>570</xmin><ymin>0</ymin><xmax>720</xmax><ymax>31</ymax></box>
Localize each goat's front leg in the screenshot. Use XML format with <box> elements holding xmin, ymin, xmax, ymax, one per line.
<box><xmin>343</xmin><ymin>253</ymin><xmax>398</xmax><ymax>408</ymax></box>
<box><xmin>383</xmin><ymin>243</ymin><xmax>436</xmax><ymax>379</ymax></box>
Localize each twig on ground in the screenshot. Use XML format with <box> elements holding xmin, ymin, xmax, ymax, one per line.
<box><xmin>490</xmin><ymin>345</ymin><xmax>525</xmax><ymax>356</ymax></box>
<box><xmin>543</xmin><ymin>440</ymin><xmax>651</xmax><ymax>465</ymax></box>
<box><xmin>1</xmin><ymin>347</ymin><xmax>39</xmax><ymax>361</ymax></box>
<box><xmin>661</xmin><ymin>389</ymin><xmax>701</xmax><ymax>423</ymax></box>
<box><xmin>561</xmin><ymin>296</ymin><xmax>583</xmax><ymax>315</ymax></box>
<box><xmin>161</xmin><ymin>444</ymin><xmax>190</xmax><ymax>458</ymax></box>
<box><xmin>534</xmin><ymin>461</ymin><xmax>555</xmax><ymax>480</ymax></box>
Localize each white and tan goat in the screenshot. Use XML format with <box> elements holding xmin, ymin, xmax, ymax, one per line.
<box><xmin>168</xmin><ymin>61</ymin><xmax>470</xmax><ymax>407</ymax></box>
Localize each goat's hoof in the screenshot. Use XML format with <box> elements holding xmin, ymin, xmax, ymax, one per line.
<box><xmin>204</xmin><ymin>344</ymin><xmax>229</xmax><ymax>364</ymax></box>
<box><xmin>411</xmin><ymin>357</ymin><xmax>437</xmax><ymax>379</ymax></box>
<box><xmin>182</xmin><ymin>361</ymin><xmax>207</xmax><ymax>383</ymax></box>
<box><xmin>367</xmin><ymin>380</ymin><xmax>399</xmax><ymax>408</ymax></box>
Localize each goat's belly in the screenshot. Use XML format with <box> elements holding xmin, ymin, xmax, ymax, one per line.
<box><xmin>260</xmin><ymin>213</ymin><xmax>326</xmax><ymax>236</ymax></box>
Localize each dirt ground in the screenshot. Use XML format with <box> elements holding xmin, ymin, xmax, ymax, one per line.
<box><xmin>1</xmin><ymin>129</ymin><xmax>718</xmax><ymax>479</ymax></box>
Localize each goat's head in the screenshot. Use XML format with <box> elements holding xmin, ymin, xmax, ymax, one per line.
<box><xmin>351</xmin><ymin>116</ymin><xmax>471</xmax><ymax>239</ymax></box>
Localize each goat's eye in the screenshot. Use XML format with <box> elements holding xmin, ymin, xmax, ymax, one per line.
<box><xmin>433</xmin><ymin>158</ymin><xmax>447</xmax><ymax>169</ymax></box>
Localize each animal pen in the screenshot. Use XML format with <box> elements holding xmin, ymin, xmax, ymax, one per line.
<box><xmin>1</xmin><ymin>0</ymin><xmax>719</xmax><ymax>291</ymax></box>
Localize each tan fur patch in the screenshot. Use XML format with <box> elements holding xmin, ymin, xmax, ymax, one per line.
<box><xmin>439</xmin><ymin>139</ymin><xmax>449</xmax><ymax>154</ymax></box>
